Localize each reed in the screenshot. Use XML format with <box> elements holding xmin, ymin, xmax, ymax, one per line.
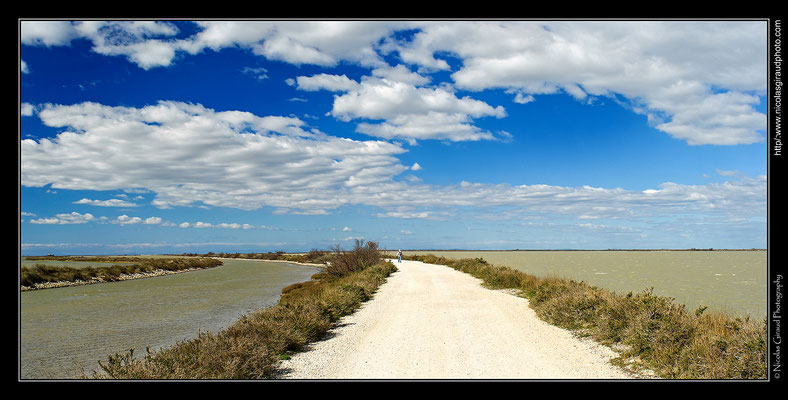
<box><xmin>20</xmin><ymin>257</ymin><xmax>222</xmax><ymax>288</ymax></box>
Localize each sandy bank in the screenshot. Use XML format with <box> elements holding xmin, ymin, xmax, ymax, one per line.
<box><xmin>20</xmin><ymin>267</ymin><xmax>207</xmax><ymax>292</ymax></box>
<box><xmin>277</xmin><ymin>259</ymin><xmax>636</xmax><ymax>380</ymax></box>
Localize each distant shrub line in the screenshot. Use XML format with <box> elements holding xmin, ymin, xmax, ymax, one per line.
<box><xmin>403</xmin><ymin>254</ymin><xmax>767</xmax><ymax>380</ymax></box>
<box><xmin>90</xmin><ymin>241</ymin><xmax>396</xmax><ymax>379</ymax></box>
<box><xmin>179</xmin><ymin>249</ymin><xmax>333</xmax><ymax>265</ymax></box>
<box><xmin>21</xmin><ymin>257</ymin><xmax>222</xmax><ymax>288</ymax></box>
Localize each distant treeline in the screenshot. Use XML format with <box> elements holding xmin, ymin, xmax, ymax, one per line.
<box><xmin>21</xmin><ymin>257</ymin><xmax>222</xmax><ymax>288</ymax></box>
<box><xmin>179</xmin><ymin>249</ymin><xmax>333</xmax><ymax>264</ymax></box>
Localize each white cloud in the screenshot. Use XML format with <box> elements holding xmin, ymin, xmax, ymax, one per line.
<box><xmin>20</xmin><ymin>21</ymin><xmax>766</xmax><ymax>145</ymax></box>
<box><xmin>74</xmin><ymin>198</ymin><xmax>138</xmax><ymax>207</ymax></box>
<box><xmin>375</xmin><ymin>211</ymin><xmax>432</xmax><ymax>219</ymax></box>
<box><xmin>22</xmin><ymin>21</ymin><xmax>182</xmax><ymax>70</ymax></box>
<box><xmin>508</xmin><ymin>90</ymin><xmax>535</xmax><ymax>104</ymax></box>
<box><xmin>115</xmin><ymin>215</ymin><xmax>142</xmax><ymax>225</ymax></box>
<box><xmin>144</xmin><ymin>217</ymin><xmax>162</xmax><ymax>224</ymax></box>
<box><xmin>30</xmin><ymin>211</ymin><xmax>96</xmax><ymax>224</ymax></box>
<box><xmin>241</xmin><ymin>66</ymin><xmax>268</xmax><ymax>80</ymax></box>
<box><xmin>410</xmin><ymin>162</ymin><xmax>422</xmax><ymax>171</ymax></box>
<box><xmin>21</xmin><ymin>103</ymin><xmax>35</xmax><ymax>116</ymax></box>
<box><xmin>342</xmin><ymin>226</ymin><xmax>352</xmax><ymax>231</ymax></box>
<box><xmin>183</xmin><ymin>21</ymin><xmax>408</xmax><ymax>67</ymax></box>
<box><xmin>295</xmin><ymin>73</ymin><xmax>507</xmax><ymax>142</ymax></box>
<box><xmin>177</xmin><ymin>221</ymin><xmax>250</xmax><ymax>229</ymax></box>
<box><xmin>20</xmin><ymin>101</ymin><xmax>766</xmax><ymax>228</ymax></box>
<box><xmin>21</xmin><ymin>101</ymin><xmax>407</xmax><ymax>212</ymax></box>
<box><xmin>371</xmin><ymin>64</ymin><xmax>431</xmax><ymax>85</ymax></box>
<box><xmin>395</xmin><ymin>21</ymin><xmax>767</xmax><ymax>145</ymax></box>
<box><xmin>292</xmin><ymin>74</ymin><xmax>360</xmax><ymax>92</ymax></box>
<box><xmin>20</xmin><ymin>60</ymin><xmax>30</xmax><ymax>74</ymax></box>
<box><xmin>21</xmin><ymin>21</ymin><xmax>81</xmax><ymax>46</ymax></box>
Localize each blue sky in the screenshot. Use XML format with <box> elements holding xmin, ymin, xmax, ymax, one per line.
<box><xmin>19</xmin><ymin>20</ymin><xmax>769</xmax><ymax>255</ymax></box>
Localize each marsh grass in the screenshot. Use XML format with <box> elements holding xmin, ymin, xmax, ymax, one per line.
<box><xmin>404</xmin><ymin>254</ymin><xmax>767</xmax><ymax>379</ymax></box>
<box><xmin>180</xmin><ymin>249</ymin><xmax>333</xmax><ymax>264</ymax></box>
<box><xmin>90</xmin><ymin>259</ymin><xmax>397</xmax><ymax>379</ymax></box>
<box><xmin>20</xmin><ymin>257</ymin><xmax>222</xmax><ymax>287</ymax></box>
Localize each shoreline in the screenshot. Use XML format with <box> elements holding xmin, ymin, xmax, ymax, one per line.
<box><xmin>211</xmin><ymin>257</ymin><xmax>323</xmax><ymax>268</ymax></box>
<box><xmin>20</xmin><ymin>267</ymin><xmax>208</xmax><ymax>292</ymax></box>
<box><xmin>20</xmin><ymin>258</ymin><xmax>320</xmax><ymax>293</ymax></box>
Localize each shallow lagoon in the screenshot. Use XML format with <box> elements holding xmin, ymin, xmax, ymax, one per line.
<box><xmin>403</xmin><ymin>250</ymin><xmax>767</xmax><ymax>318</ymax></box>
<box><xmin>20</xmin><ymin>258</ymin><xmax>317</xmax><ymax>379</ymax></box>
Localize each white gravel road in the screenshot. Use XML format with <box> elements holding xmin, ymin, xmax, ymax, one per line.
<box><xmin>277</xmin><ymin>259</ymin><xmax>634</xmax><ymax>380</ymax></box>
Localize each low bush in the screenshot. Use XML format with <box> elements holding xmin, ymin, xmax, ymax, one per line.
<box><xmin>20</xmin><ymin>257</ymin><xmax>222</xmax><ymax>287</ymax></box>
<box><xmin>322</xmin><ymin>239</ymin><xmax>382</xmax><ymax>278</ymax></box>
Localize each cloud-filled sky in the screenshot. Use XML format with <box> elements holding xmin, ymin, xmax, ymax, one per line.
<box><xmin>19</xmin><ymin>20</ymin><xmax>768</xmax><ymax>254</ymax></box>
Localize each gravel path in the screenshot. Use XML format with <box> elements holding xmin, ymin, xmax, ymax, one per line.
<box><xmin>277</xmin><ymin>259</ymin><xmax>634</xmax><ymax>380</ymax></box>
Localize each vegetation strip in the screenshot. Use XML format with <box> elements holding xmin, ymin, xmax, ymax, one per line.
<box><xmin>403</xmin><ymin>254</ymin><xmax>767</xmax><ymax>380</ymax></box>
<box><xmin>90</xmin><ymin>240</ymin><xmax>397</xmax><ymax>379</ymax></box>
<box><xmin>21</xmin><ymin>257</ymin><xmax>223</xmax><ymax>291</ymax></box>
<box><xmin>179</xmin><ymin>249</ymin><xmax>334</xmax><ymax>265</ymax></box>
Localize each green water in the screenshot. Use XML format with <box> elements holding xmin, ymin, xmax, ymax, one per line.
<box><xmin>19</xmin><ymin>258</ymin><xmax>317</xmax><ymax>379</ymax></box>
<box><xmin>401</xmin><ymin>250</ymin><xmax>767</xmax><ymax>318</ymax></box>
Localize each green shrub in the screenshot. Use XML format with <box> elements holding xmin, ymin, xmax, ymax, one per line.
<box><xmin>322</xmin><ymin>239</ymin><xmax>382</xmax><ymax>278</ymax></box>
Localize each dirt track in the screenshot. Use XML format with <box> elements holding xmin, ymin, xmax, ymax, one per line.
<box><xmin>277</xmin><ymin>259</ymin><xmax>634</xmax><ymax>380</ymax></box>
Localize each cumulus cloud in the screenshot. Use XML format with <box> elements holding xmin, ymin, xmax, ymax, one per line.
<box><xmin>394</xmin><ymin>21</ymin><xmax>767</xmax><ymax>145</ymax></box>
<box><xmin>21</xmin><ymin>101</ymin><xmax>408</xmax><ymax>213</ymax></box>
<box><xmin>115</xmin><ymin>215</ymin><xmax>143</xmax><ymax>225</ymax></box>
<box><xmin>74</xmin><ymin>198</ymin><xmax>138</xmax><ymax>207</ymax></box>
<box><xmin>20</xmin><ymin>99</ymin><xmax>766</xmax><ymax>226</ymax></box>
<box><xmin>21</xmin><ymin>21</ymin><xmax>81</xmax><ymax>46</ymax></box>
<box><xmin>30</xmin><ymin>211</ymin><xmax>96</xmax><ymax>224</ymax></box>
<box><xmin>20</xmin><ymin>60</ymin><xmax>30</xmax><ymax>74</ymax></box>
<box><xmin>22</xmin><ymin>21</ymin><xmax>182</xmax><ymax>69</ymax></box>
<box><xmin>20</xmin><ymin>20</ymin><xmax>766</xmax><ymax>145</ymax></box>
<box><xmin>295</xmin><ymin>72</ymin><xmax>507</xmax><ymax>142</ymax></box>
<box><xmin>291</xmin><ymin>73</ymin><xmax>360</xmax><ymax>92</ymax></box>
<box><xmin>182</xmin><ymin>21</ymin><xmax>407</xmax><ymax>67</ymax></box>
<box><xmin>21</xmin><ymin>103</ymin><xmax>35</xmax><ymax>116</ymax></box>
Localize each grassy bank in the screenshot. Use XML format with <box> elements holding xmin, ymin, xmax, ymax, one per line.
<box><xmin>21</xmin><ymin>257</ymin><xmax>223</xmax><ymax>289</ymax></box>
<box><xmin>90</xmin><ymin>241</ymin><xmax>396</xmax><ymax>379</ymax></box>
<box><xmin>179</xmin><ymin>249</ymin><xmax>333</xmax><ymax>265</ymax></box>
<box><xmin>404</xmin><ymin>254</ymin><xmax>767</xmax><ymax>380</ymax></box>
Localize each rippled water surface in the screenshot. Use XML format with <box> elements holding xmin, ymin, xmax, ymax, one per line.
<box><xmin>20</xmin><ymin>258</ymin><xmax>317</xmax><ymax>379</ymax></box>
<box><xmin>403</xmin><ymin>250</ymin><xmax>767</xmax><ymax>318</ymax></box>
